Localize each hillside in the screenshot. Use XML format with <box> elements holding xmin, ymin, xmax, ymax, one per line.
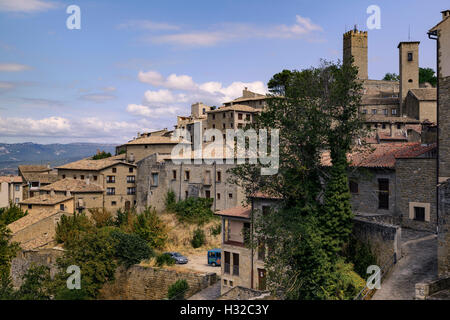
<box><xmin>0</xmin><ymin>142</ymin><xmax>117</xmax><ymax>175</ymax></box>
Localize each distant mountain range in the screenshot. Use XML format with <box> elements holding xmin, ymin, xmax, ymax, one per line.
<box><xmin>0</xmin><ymin>142</ymin><xmax>117</xmax><ymax>175</ymax></box>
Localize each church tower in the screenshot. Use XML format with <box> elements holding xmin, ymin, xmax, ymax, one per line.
<box><xmin>343</xmin><ymin>26</ymin><xmax>368</xmax><ymax>80</ymax></box>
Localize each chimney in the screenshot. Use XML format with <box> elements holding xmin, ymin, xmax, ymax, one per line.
<box><xmin>47</xmin><ymin>162</ymin><xmax>51</xmax><ymax>169</ymax></box>
<box><xmin>442</xmin><ymin>10</ymin><xmax>450</xmax><ymax>20</ymax></box>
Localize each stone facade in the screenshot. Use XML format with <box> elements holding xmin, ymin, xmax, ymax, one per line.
<box><xmin>440</xmin><ymin>76</ymin><xmax>450</xmax><ymax>180</ymax></box>
<box><xmin>0</xmin><ymin>177</ymin><xmax>23</xmax><ymax>208</ymax></box>
<box><xmin>136</xmin><ymin>154</ymin><xmax>245</xmax><ymax>213</ymax></box>
<box><xmin>398</xmin><ymin>42</ymin><xmax>420</xmax><ymax>114</ymax></box>
<box><xmin>99</xmin><ymin>265</ymin><xmax>217</xmax><ymax>300</ymax></box>
<box><xmin>438</xmin><ymin>180</ymin><xmax>450</xmax><ymax>276</ymax></box>
<box><xmin>396</xmin><ymin>158</ymin><xmax>437</xmax><ymax>232</ymax></box>
<box><xmin>343</xmin><ymin>28</ymin><xmax>368</xmax><ymax>80</ymax></box>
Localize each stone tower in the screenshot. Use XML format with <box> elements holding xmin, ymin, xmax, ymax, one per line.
<box><xmin>398</xmin><ymin>41</ymin><xmax>420</xmax><ymax>115</ymax></box>
<box><xmin>343</xmin><ymin>27</ymin><xmax>368</xmax><ymax>80</ymax></box>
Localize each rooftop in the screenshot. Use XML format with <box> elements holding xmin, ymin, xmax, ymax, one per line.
<box><xmin>363</xmin><ymin>115</ymin><xmax>421</xmax><ymax>123</ymax></box>
<box><xmin>0</xmin><ymin>176</ymin><xmax>22</xmax><ymax>183</ymax></box>
<box><xmin>409</xmin><ymin>88</ymin><xmax>437</xmax><ymax>101</ymax></box>
<box><xmin>321</xmin><ymin>142</ymin><xmax>436</xmax><ymax>169</ymax></box>
<box><xmin>18</xmin><ymin>165</ymin><xmax>52</xmax><ymax>173</ymax></box>
<box><xmin>20</xmin><ymin>194</ymin><xmax>73</xmax><ymax>205</ymax></box>
<box><xmin>215</xmin><ymin>206</ymin><xmax>251</xmax><ymax>219</ymax></box>
<box><xmin>40</xmin><ymin>178</ymin><xmax>103</xmax><ymax>193</ymax></box>
<box><xmin>207</xmin><ymin>104</ymin><xmax>259</xmax><ymax>114</ymax></box>
<box><xmin>125</xmin><ymin>135</ymin><xmax>190</xmax><ymax>146</ymax></box>
<box><xmin>21</xmin><ymin>172</ymin><xmax>59</xmax><ymax>184</ymax></box>
<box><xmin>56</xmin><ymin>158</ymin><xmax>135</xmax><ymax>171</ymax></box>
<box><xmin>8</xmin><ymin>208</ymin><xmax>60</xmax><ymax>234</ymax></box>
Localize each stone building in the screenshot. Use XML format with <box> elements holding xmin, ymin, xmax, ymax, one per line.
<box><xmin>39</xmin><ymin>178</ymin><xmax>104</xmax><ymax>213</ymax></box>
<box><xmin>136</xmin><ymin>153</ymin><xmax>245</xmax><ymax>213</ymax></box>
<box><xmin>223</xmin><ymin>88</ymin><xmax>268</xmax><ymax>110</ymax></box>
<box><xmin>18</xmin><ymin>165</ymin><xmax>59</xmax><ymax>199</ymax></box>
<box><xmin>56</xmin><ymin>156</ymin><xmax>137</xmax><ymax>212</ymax></box>
<box><xmin>0</xmin><ymin>176</ymin><xmax>23</xmax><ymax>208</ymax></box>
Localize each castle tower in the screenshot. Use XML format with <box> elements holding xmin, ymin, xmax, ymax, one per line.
<box><xmin>398</xmin><ymin>41</ymin><xmax>420</xmax><ymax>115</ymax></box>
<box><xmin>343</xmin><ymin>26</ymin><xmax>368</xmax><ymax>80</ymax></box>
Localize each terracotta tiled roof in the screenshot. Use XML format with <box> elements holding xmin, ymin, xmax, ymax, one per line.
<box><xmin>208</xmin><ymin>104</ymin><xmax>259</xmax><ymax>113</ymax></box>
<box><xmin>56</xmin><ymin>158</ymin><xmax>135</xmax><ymax>171</ymax></box>
<box><xmin>361</xmin><ymin>97</ymin><xmax>399</xmax><ymax>105</ymax></box>
<box><xmin>19</xmin><ymin>194</ymin><xmax>73</xmax><ymax>205</ymax></box>
<box><xmin>363</xmin><ymin>115</ymin><xmax>420</xmax><ymax>123</ymax></box>
<box><xmin>0</xmin><ymin>176</ymin><xmax>22</xmax><ymax>183</ymax></box>
<box><xmin>20</xmin><ymin>234</ymin><xmax>54</xmax><ymax>251</ymax></box>
<box><xmin>378</xmin><ymin>134</ymin><xmax>408</xmax><ymax>141</ymax></box>
<box><xmin>18</xmin><ymin>165</ymin><xmax>51</xmax><ymax>173</ymax></box>
<box><xmin>125</xmin><ymin>135</ymin><xmax>190</xmax><ymax>146</ymax></box>
<box><xmin>250</xmin><ymin>192</ymin><xmax>282</xmax><ymax>200</ymax></box>
<box><xmin>21</xmin><ymin>172</ymin><xmax>59</xmax><ymax>184</ymax></box>
<box><xmin>40</xmin><ymin>178</ymin><xmax>103</xmax><ymax>193</ymax></box>
<box><xmin>409</xmin><ymin>88</ymin><xmax>437</xmax><ymax>101</ymax></box>
<box><xmin>215</xmin><ymin>206</ymin><xmax>251</xmax><ymax>219</ymax></box>
<box><xmin>8</xmin><ymin>208</ymin><xmax>60</xmax><ymax>234</ymax></box>
<box><xmin>321</xmin><ymin>142</ymin><xmax>436</xmax><ymax>169</ymax></box>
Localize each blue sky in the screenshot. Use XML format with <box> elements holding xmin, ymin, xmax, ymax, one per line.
<box><xmin>0</xmin><ymin>0</ymin><xmax>447</xmax><ymax>144</ymax></box>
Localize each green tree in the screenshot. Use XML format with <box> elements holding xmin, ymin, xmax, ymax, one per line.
<box><xmin>174</xmin><ymin>197</ymin><xmax>215</xmax><ymax>225</ymax></box>
<box><xmin>382</xmin><ymin>73</ymin><xmax>399</xmax><ymax>81</ymax></box>
<box><xmin>191</xmin><ymin>228</ymin><xmax>206</xmax><ymax>248</ymax></box>
<box><xmin>110</xmin><ymin>230</ymin><xmax>153</xmax><ymax>268</ymax></box>
<box><xmin>419</xmin><ymin>67</ymin><xmax>437</xmax><ymax>87</ymax></box>
<box><xmin>92</xmin><ymin>151</ymin><xmax>112</xmax><ymax>160</ymax></box>
<box><xmin>267</xmin><ymin>69</ymin><xmax>294</xmax><ymax>94</ymax></box>
<box><xmin>167</xmin><ymin>279</ymin><xmax>189</xmax><ymax>300</ymax></box>
<box><xmin>0</xmin><ymin>225</ymin><xmax>20</xmax><ymax>279</ymax></box>
<box><xmin>165</xmin><ymin>189</ymin><xmax>177</xmax><ymax>212</ymax></box>
<box><xmin>55</xmin><ymin>213</ymin><xmax>94</xmax><ymax>246</ymax></box>
<box><xmin>14</xmin><ymin>265</ymin><xmax>52</xmax><ymax>300</ymax></box>
<box><xmin>133</xmin><ymin>207</ymin><xmax>168</xmax><ymax>249</ymax></box>
<box><xmin>0</xmin><ymin>203</ymin><xmax>27</xmax><ymax>225</ymax></box>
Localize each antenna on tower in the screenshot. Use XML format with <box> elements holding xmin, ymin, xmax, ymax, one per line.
<box><xmin>408</xmin><ymin>25</ymin><xmax>411</xmax><ymax>41</ymax></box>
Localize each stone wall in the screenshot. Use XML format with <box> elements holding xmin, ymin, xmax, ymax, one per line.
<box><xmin>438</xmin><ymin>179</ymin><xmax>450</xmax><ymax>276</ymax></box>
<box><xmin>440</xmin><ymin>76</ymin><xmax>450</xmax><ymax>180</ymax></box>
<box><xmin>10</xmin><ymin>248</ymin><xmax>63</xmax><ymax>288</ymax></box>
<box><xmin>352</xmin><ymin>217</ymin><xmax>401</xmax><ymax>265</ymax></box>
<box><xmin>99</xmin><ymin>265</ymin><xmax>217</xmax><ymax>300</ymax></box>
<box><xmin>395</xmin><ymin>158</ymin><xmax>437</xmax><ymax>232</ymax></box>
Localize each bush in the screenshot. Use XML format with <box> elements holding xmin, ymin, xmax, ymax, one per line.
<box><xmin>156</xmin><ymin>253</ymin><xmax>175</xmax><ymax>267</ymax></box>
<box><xmin>55</xmin><ymin>213</ymin><xmax>94</xmax><ymax>245</ymax></box>
<box><xmin>210</xmin><ymin>223</ymin><xmax>221</xmax><ymax>237</ymax></box>
<box><xmin>89</xmin><ymin>208</ymin><xmax>114</xmax><ymax>228</ymax></box>
<box><xmin>191</xmin><ymin>228</ymin><xmax>206</xmax><ymax>248</ymax></box>
<box><xmin>167</xmin><ymin>279</ymin><xmax>189</xmax><ymax>300</ymax></box>
<box><xmin>133</xmin><ymin>207</ymin><xmax>168</xmax><ymax>249</ymax></box>
<box><xmin>114</xmin><ymin>208</ymin><xmax>135</xmax><ymax>233</ymax></box>
<box><xmin>92</xmin><ymin>151</ymin><xmax>112</xmax><ymax>160</ymax></box>
<box><xmin>344</xmin><ymin>236</ymin><xmax>377</xmax><ymax>278</ymax></box>
<box><xmin>174</xmin><ymin>197</ymin><xmax>215</xmax><ymax>225</ymax></box>
<box><xmin>110</xmin><ymin>230</ymin><xmax>153</xmax><ymax>268</ymax></box>
<box><xmin>330</xmin><ymin>258</ymin><xmax>366</xmax><ymax>300</ymax></box>
<box><xmin>165</xmin><ymin>190</ymin><xmax>177</xmax><ymax>212</ymax></box>
<box><xmin>14</xmin><ymin>265</ymin><xmax>52</xmax><ymax>300</ymax></box>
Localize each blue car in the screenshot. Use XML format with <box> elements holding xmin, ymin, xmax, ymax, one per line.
<box><xmin>207</xmin><ymin>249</ymin><xmax>221</xmax><ymax>266</ymax></box>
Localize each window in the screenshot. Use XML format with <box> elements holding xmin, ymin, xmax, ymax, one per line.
<box><xmin>378</xmin><ymin>179</ymin><xmax>389</xmax><ymax>210</ymax></box>
<box><xmin>372</xmin><ymin>109</ymin><xmax>377</xmax><ymax>115</ymax></box>
<box><xmin>205</xmin><ymin>190</ymin><xmax>211</xmax><ymax>198</ymax></box>
<box><xmin>185</xmin><ymin>191</ymin><xmax>189</xmax><ymax>199</ymax></box>
<box><xmin>222</xmin><ymin>123</ymin><xmax>226</xmax><ymax>129</ymax></box>
<box><xmin>217</xmin><ymin>193</ymin><xmax>221</xmax><ymax>200</ymax></box>
<box><xmin>228</xmin><ymin>193</ymin><xmax>233</xmax><ymax>199</ymax></box>
<box><xmin>172</xmin><ymin>170</ymin><xmax>177</xmax><ymax>180</ymax></box>
<box><xmin>60</xmin><ymin>204</ymin><xmax>65</xmax><ymax>211</ymax></box>
<box><xmin>80</xmin><ymin>175</ymin><xmax>85</xmax><ymax>180</ymax></box>
<box><xmin>202</xmin><ymin>108</ymin><xmax>206</xmax><ymax>115</ymax></box>
<box><xmin>223</xmin><ymin>279</ymin><xmax>228</xmax><ymax>286</ymax></box>
<box><xmin>262</xmin><ymin>206</ymin><xmax>271</xmax><ymax>216</ymax></box>
<box><xmin>111</xmin><ymin>201</ymin><xmax>117</xmax><ymax>206</ymax></box>
<box><xmin>28</xmin><ymin>204</ymin><xmax>32</xmax><ymax>209</ymax></box>
<box><xmin>224</xmin><ymin>251</ymin><xmax>230</xmax><ymax>274</ymax></box>
<box><xmin>408</xmin><ymin>79</ymin><xmax>413</xmax><ymax>83</ymax></box>
<box><xmin>212</xmin><ymin>124</ymin><xmax>216</xmax><ymax>129</ymax></box>
<box><xmin>217</xmin><ymin>171</ymin><xmax>222</xmax><ymax>182</ymax></box>
<box><xmin>382</xmin><ymin>123</ymin><xmax>386</xmax><ymax>129</ymax></box>
<box><xmin>212</xmin><ymin>114</ymin><xmax>215</xmax><ymax>120</ymax></box>
<box><xmin>243</xmin><ymin>222</ymin><xmax>250</xmax><ymax>245</ymax></box>
<box><xmin>349</xmin><ymin>180</ymin><xmax>359</xmax><ymax>194</ymax></box>
<box><xmin>129</xmin><ymin>167</ymin><xmax>133</xmax><ymax>173</ymax></box>
<box><xmin>107</xmin><ymin>176</ymin><xmax>115</xmax><ymax>183</ymax></box>
<box><xmin>62</xmin><ymin>175</ymin><xmax>66</xmax><ymax>179</ymax></box>
<box><xmin>246</xmin><ymin>114</ymin><xmax>250</xmax><ymax>121</ymax></box>
<box><xmin>15</xmin><ymin>185</ymin><xmax>19</xmax><ymax>191</ymax></box>
<box><xmin>238</xmin><ymin>113</ymin><xmax>243</xmax><ymax>120</ymax></box>
<box><xmin>258</xmin><ymin>238</ymin><xmax>266</xmax><ymax>261</ymax></box>
<box><xmin>112</xmin><ymin>168</ymin><xmax>117</xmax><ymax>173</ymax></box>
<box><xmin>127</xmin><ymin>175</ymin><xmax>135</xmax><ymax>183</ymax></box>
<box><xmin>238</xmin><ymin>123</ymin><xmax>243</xmax><ymax>129</ymax></box>
<box><xmin>362</xmin><ymin>109</ymin><xmax>367</xmax><ymax>114</ymax></box>
<box><xmin>383</xmin><ymin>109</ymin><xmax>388</xmax><ymax>116</ymax></box>
<box><xmin>392</xmin><ymin>109</ymin><xmax>397</xmax><ymax>115</ymax></box>
<box><xmin>408</xmin><ymin>52</ymin><xmax>413</xmax><ymax>61</ymax></box>
<box><xmin>73</xmin><ymin>176</ymin><xmax>77</xmax><ymax>179</ymax></box>
<box><xmin>223</xmin><ymin>113</ymin><xmax>226</xmax><ymax>119</ymax></box>
<box><xmin>127</xmin><ymin>187</ymin><xmax>136</xmax><ymax>195</ymax></box>
<box><xmin>107</xmin><ymin>187</ymin><xmax>115</xmax><ymax>195</ymax></box>
<box><xmin>185</xmin><ymin>171</ymin><xmax>190</xmax><ymax>181</ymax></box>
<box><xmin>15</xmin><ymin>198</ymin><xmax>19</xmax><ymax>204</ymax></box>
<box><xmin>229</xmin><ymin>281</ymin><xmax>233</xmax><ymax>287</ymax></box>
<box><xmin>397</xmin><ymin>124</ymin><xmax>401</xmax><ymax>130</ymax></box>
<box><xmin>414</xmin><ymin>207</ymin><xmax>425</xmax><ymax>221</ymax></box>
<box><xmin>230</xmin><ymin>122</ymin><xmax>234</xmax><ymax>128</ymax></box>
<box><xmin>151</xmin><ymin>173</ymin><xmax>159</xmax><ymax>186</ymax></box>
<box><xmin>232</xmin><ymin>253</ymin><xmax>239</xmax><ymax>276</ymax></box>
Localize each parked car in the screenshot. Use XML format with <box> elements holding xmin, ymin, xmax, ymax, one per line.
<box><xmin>207</xmin><ymin>249</ymin><xmax>221</xmax><ymax>266</ymax></box>
<box><xmin>164</xmin><ymin>252</ymin><xmax>188</xmax><ymax>264</ymax></box>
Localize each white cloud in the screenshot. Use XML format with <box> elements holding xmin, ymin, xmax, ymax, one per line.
<box><xmin>144</xmin><ymin>89</ymin><xmax>187</xmax><ymax>104</ymax></box>
<box><xmin>0</xmin><ymin>0</ymin><xmax>57</xmax><ymax>12</ymax></box>
<box><xmin>118</xmin><ymin>20</ymin><xmax>179</xmax><ymax>31</ymax></box>
<box><xmin>0</xmin><ymin>63</ymin><xmax>31</xmax><ymax>72</ymax></box>
<box><xmin>149</xmin><ymin>15</ymin><xmax>323</xmax><ymax>47</ymax></box>
<box><xmin>126</xmin><ymin>104</ymin><xmax>180</xmax><ymax>118</ymax></box>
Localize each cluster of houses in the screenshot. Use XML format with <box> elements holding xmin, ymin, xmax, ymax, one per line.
<box><xmin>1</xmin><ymin>10</ymin><xmax>449</xmax><ymax>297</ymax></box>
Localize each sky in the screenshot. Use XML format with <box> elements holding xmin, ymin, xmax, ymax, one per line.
<box><xmin>0</xmin><ymin>0</ymin><xmax>448</xmax><ymax>144</ymax></box>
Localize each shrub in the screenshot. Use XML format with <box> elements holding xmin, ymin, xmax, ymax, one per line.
<box><xmin>110</xmin><ymin>230</ymin><xmax>153</xmax><ymax>268</ymax></box>
<box><xmin>133</xmin><ymin>207</ymin><xmax>168</xmax><ymax>249</ymax></box>
<box><xmin>210</xmin><ymin>223</ymin><xmax>221</xmax><ymax>237</ymax></box>
<box><xmin>156</xmin><ymin>253</ymin><xmax>175</xmax><ymax>267</ymax></box>
<box><xmin>329</xmin><ymin>258</ymin><xmax>366</xmax><ymax>300</ymax></box>
<box><xmin>14</xmin><ymin>265</ymin><xmax>52</xmax><ymax>300</ymax></box>
<box><xmin>55</xmin><ymin>213</ymin><xmax>94</xmax><ymax>245</ymax></box>
<box><xmin>89</xmin><ymin>208</ymin><xmax>114</xmax><ymax>228</ymax></box>
<box><xmin>191</xmin><ymin>228</ymin><xmax>206</xmax><ymax>248</ymax></box>
<box><xmin>165</xmin><ymin>190</ymin><xmax>177</xmax><ymax>212</ymax></box>
<box><xmin>174</xmin><ymin>197</ymin><xmax>215</xmax><ymax>225</ymax></box>
<box><xmin>92</xmin><ymin>151</ymin><xmax>112</xmax><ymax>160</ymax></box>
<box><xmin>344</xmin><ymin>236</ymin><xmax>377</xmax><ymax>278</ymax></box>
<box><xmin>167</xmin><ymin>279</ymin><xmax>189</xmax><ymax>300</ymax></box>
